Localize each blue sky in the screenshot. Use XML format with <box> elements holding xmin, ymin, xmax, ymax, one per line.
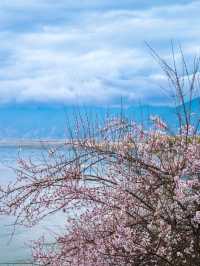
<box><xmin>0</xmin><ymin>0</ymin><xmax>199</xmax><ymax>105</ymax></box>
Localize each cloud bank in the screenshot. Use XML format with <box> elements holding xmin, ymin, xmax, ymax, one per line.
<box><xmin>0</xmin><ymin>0</ymin><xmax>199</xmax><ymax>105</ymax></box>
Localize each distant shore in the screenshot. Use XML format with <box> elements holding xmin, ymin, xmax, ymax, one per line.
<box><xmin>0</xmin><ymin>139</ymin><xmax>67</xmax><ymax>148</ymax></box>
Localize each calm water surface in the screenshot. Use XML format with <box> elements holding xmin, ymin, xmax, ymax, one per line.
<box><xmin>0</xmin><ymin>146</ymin><xmax>66</xmax><ymax>264</ymax></box>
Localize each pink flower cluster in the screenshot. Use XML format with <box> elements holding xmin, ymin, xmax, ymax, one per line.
<box><xmin>0</xmin><ymin>117</ymin><xmax>200</xmax><ymax>266</ymax></box>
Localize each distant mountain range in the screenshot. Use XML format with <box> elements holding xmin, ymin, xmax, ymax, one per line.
<box><xmin>0</xmin><ymin>99</ymin><xmax>199</xmax><ymax>139</ymax></box>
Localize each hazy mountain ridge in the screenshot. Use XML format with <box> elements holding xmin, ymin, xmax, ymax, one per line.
<box><xmin>0</xmin><ymin>99</ymin><xmax>199</xmax><ymax>139</ymax></box>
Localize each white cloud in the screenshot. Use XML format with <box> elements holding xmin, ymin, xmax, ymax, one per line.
<box><xmin>0</xmin><ymin>1</ymin><xmax>199</xmax><ymax>105</ymax></box>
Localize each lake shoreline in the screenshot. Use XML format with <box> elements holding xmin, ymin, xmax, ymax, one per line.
<box><xmin>0</xmin><ymin>139</ymin><xmax>67</xmax><ymax>148</ymax></box>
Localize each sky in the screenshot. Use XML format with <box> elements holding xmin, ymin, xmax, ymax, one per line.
<box><xmin>0</xmin><ymin>0</ymin><xmax>199</xmax><ymax>106</ymax></box>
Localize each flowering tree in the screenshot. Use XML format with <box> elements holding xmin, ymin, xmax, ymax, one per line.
<box><xmin>0</xmin><ymin>51</ymin><xmax>200</xmax><ymax>266</ymax></box>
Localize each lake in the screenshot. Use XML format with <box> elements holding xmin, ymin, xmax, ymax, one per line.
<box><xmin>0</xmin><ymin>145</ymin><xmax>66</xmax><ymax>265</ymax></box>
